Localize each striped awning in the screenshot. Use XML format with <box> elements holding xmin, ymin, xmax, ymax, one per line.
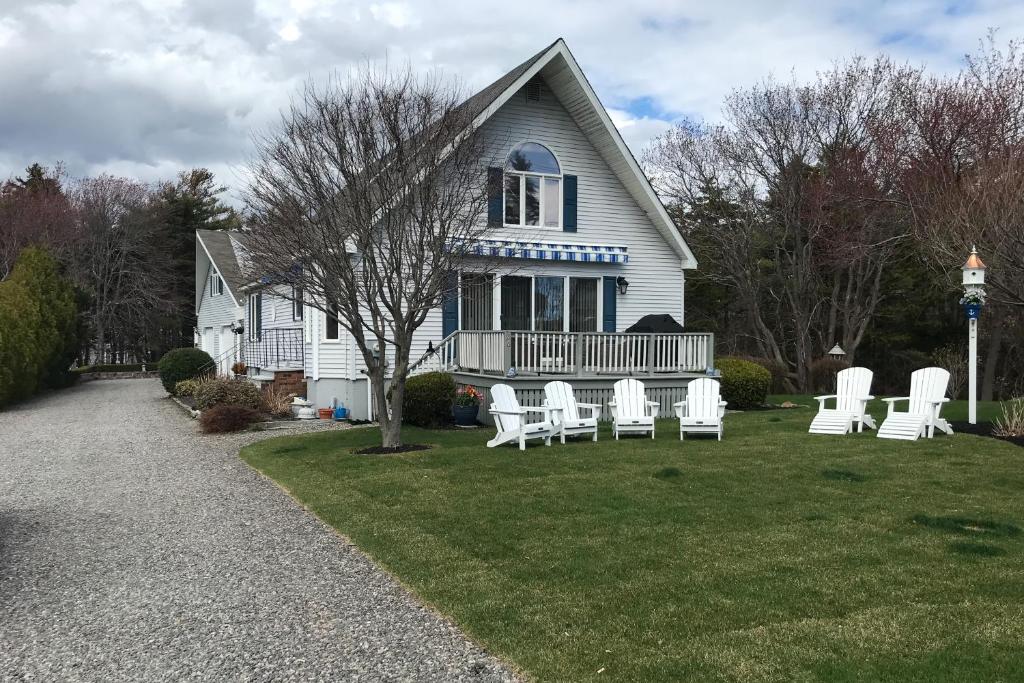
<box><xmin>469</xmin><ymin>239</ymin><xmax>628</xmax><ymax>264</ymax></box>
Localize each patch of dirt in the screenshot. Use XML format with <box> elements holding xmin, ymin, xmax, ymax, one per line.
<box><xmin>353</xmin><ymin>443</ymin><xmax>432</xmax><ymax>455</ymax></box>
<box><xmin>950</xmin><ymin>421</ymin><xmax>1024</xmax><ymax>448</ymax></box>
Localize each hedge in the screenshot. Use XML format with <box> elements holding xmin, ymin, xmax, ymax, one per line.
<box><xmin>194</xmin><ymin>377</ymin><xmax>263</xmax><ymax>411</ymax></box>
<box><xmin>716</xmin><ymin>357</ymin><xmax>771</xmax><ymax>410</ymax></box>
<box><xmin>0</xmin><ymin>248</ymin><xmax>79</xmax><ymax>408</ymax></box>
<box><xmin>400</xmin><ymin>372</ymin><xmax>456</xmax><ymax>428</ymax></box>
<box><xmin>157</xmin><ymin>347</ymin><xmax>213</xmax><ymax>394</ymax></box>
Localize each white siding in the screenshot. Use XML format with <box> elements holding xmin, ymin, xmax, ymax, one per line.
<box><xmin>478</xmin><ymin>78</ymin><xmax>684</xmax><ymax>329</ymax></box>
<box><xmin>197</xmin><ymin>263</ymin><xmax>242</xmax><ymax>344</ymax></box>
<box><xmin>260</xmin><ymin>286</ymin><xmax>299</xmax><ymax>331</ymax></box>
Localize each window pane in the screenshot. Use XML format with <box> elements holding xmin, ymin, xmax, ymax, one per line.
<box><xmin>504</xmin><ymin>174</ymin><xmax>520</xmax><ymax>225</ymax></box>
<box><xmin>569</xmin><ymin>278</ymin><xmax>598</xmax><ymax>332</ymax></box>
<box><xmin>500</xmin><ymin>276</ymin><xmax>531</xmax><ymax>330</ymax></box>
<box><xmin>524</xmin><ymin>176</ymin><xmax>540</xmax><ymax>226</ymax></box>
<box><xmin>544</xmin><ymin>178</ymin><xmax>560</xmax><ymax>227</ymax></box>
<box><xmin>326</xmin><ymin>307</ymin><xmax>339</xmax><ymax>340</ymax></box>
<box><xmin>293</xmin><ymin>287</ymin><xmax>303</xmax><ymax>320</ymax></box>
<box><xmin>505</xmin><ymin>142</ymin><xmax>560</xmax><ymax>174</ymax></box>
<box><xmin>534</xmin><ymin>277</ymin><xmax>564</xmax><ymax>331</ymax></box>
<box><xmin>461</xmin><ymin>273</ymin><xmax>493</xmax><ymax>330</ymax></box>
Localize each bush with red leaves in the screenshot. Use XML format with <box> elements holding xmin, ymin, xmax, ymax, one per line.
<box><xmin>199</xmin><ymin>404</ymin><xmax>262</xmax><ymax>433</ymax></box>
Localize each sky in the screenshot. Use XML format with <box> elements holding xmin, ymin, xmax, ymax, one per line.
<box><xmin>2</xmin><ymin>0</ymin><xmax>1023</xmax><ymax>203</ymax></box>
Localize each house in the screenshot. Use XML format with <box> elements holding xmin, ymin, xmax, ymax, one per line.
<box><xmin>195</xmin><ymin>39</ymin><xmax>713</xmax><ymax>421</ymax></box>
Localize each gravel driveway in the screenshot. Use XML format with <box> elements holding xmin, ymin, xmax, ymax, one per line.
<box><xmin>0</xmin><ymin>379</ymin><xmax>515</xmax><ymax>682</ymax></box>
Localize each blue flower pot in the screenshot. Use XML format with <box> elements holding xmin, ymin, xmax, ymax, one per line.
<box><xmin>964</xmin><ymin>303</ymin><xmax>981</xmax><ymax>320</ymax></box>
<box><xmin>333</xmin><ymin>406</ymin><xmax>348</xmax><ymax>421</ymax></box>
<box><xmin>453</xmin><ymin>404</ymin><xmax>478</xmax><ymax>426</ymax></box>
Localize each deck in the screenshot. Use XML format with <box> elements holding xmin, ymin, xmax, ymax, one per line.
<box><xmin>416</xmin><ymin>330</ymin><xmax>715</xmax><ymax>423</ymax></box>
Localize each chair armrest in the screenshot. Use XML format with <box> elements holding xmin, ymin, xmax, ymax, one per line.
<box><xmin>718</xmin><ymin>400</ymin><xmax>728</xmax><ymax>418</ymax></box>
<box><xmin>646</xmin><ymin>401</ymin><xmax>660</xmax><ymax>418</ymax></box>
<box><xmin>524</xmin><ymin>406</ymin><xmax>556</xmax><ymax>414</ymax></box>
<box><xmin>576</xmin><ymin>402</ymin><xmax>601</xmax><ymax>416</ymax></box>
<box><xmin>814</xmin><ymin>394</ymin><xmax>837</xmax><ymax>401</ymax></box>
<box><xmin>489</xmin><ymin>407</ymin><xmax>527</xmax><ymax>416</ymax></box>
<box><xmin>672</xmin><ymin>400</ymin><xmax>687</xmax><ymax>408</ymax></box>
<box><xmin>881</xmin><ymin>397</ymin><xmax>910</xmax><ymax>403</ymax></box>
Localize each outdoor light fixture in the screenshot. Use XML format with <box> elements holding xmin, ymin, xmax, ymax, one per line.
<box><xmin>616</xmin><ymin>276</ymin><xmax>630</xmax><ymax>295</ymax></box>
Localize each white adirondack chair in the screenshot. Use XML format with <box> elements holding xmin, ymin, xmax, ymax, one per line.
<box><xmin>608</xmin><ymin>378</ymin><xmax>659</xmax><ymax>439</ymax></box>
<box><xmin>673</xmin><ymin>377</ymin><xmax>727</xmax><ymax>440</ymax></box>
<box><xmin>877</xmin><ymin>367</ymin><xmax>953</xmax><ymax>441</ymax></box>
<box><xmin>543</xmin><ymin>381</ymin><xmax>600</xmax><ymax>444</ymax></box>
<box><xmin>808</xmin><ymin>367</ymin><xmax>877</xmax><ymax>435</ymax></box>
<box><xmin>486</xmin><ymin>383</ymin><xmax>558</xmax><ymax>451</ymax></box>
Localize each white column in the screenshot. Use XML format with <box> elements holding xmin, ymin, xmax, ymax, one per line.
<box><xmin>968</xmin><ymin>317</ymin><xmax>978</xmax><ymax>424</ymax></box>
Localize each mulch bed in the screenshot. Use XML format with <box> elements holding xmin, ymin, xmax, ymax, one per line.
<box><xmin>950</xmin><ymin>421</ymin><xmax>1024</xmax><ymax>448</ymax></box>
<box><xmin>354</xmin><ymin>444</ymin><xmax>432</xmax><ymax>455</ymax></box>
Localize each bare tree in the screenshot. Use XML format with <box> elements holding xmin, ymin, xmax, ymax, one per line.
<box><xmin>647</xmin><ymin>57</ymin><xmax>913</xmax><ymax>389</ymax></box>
<box><xmin>0</xmin><ymin>163</ymin><xmax>80</xmax><ymax>280</ymax></box>
<box><xmin>244</xmin><ymin>64</ymin><xmax>491</xmax><ymax>447</ymax></box>
<box><xmin>71</xmin><ymin>176</ymin><xmax>173</xmax><ymax>364</ymax></box>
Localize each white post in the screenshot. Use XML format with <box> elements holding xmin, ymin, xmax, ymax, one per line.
<box><xmin>968</xmin><ymin>317</ymin><xmax>978</xmax><ymax>425</ymax></box>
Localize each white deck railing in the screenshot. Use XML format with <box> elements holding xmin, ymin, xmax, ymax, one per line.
<box><xmin>418</xmin><ymin>330</ymin><xmax>714</xmax><ymax>377</ymax></box>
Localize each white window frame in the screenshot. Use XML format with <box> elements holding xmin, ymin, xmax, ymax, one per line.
<box><xmin>502</xmin><ymin>143</ymin><xmax>563</xmax><ymax>230</ymax></box>
<box><xmin>209</xmin><ymin>272</ymin><xmax>224</xmax><ymax>297</ymax></box>
<box><xmin>490</xmin><ymin>274</ymin><xmax>601</xmax><ymax>332</ymax></box>
<box><xmin>292</xmin><ymin>286</ymin><xmax>304</xmax><ymax>321</ymax></box>
<box><xmin>322</xmin><ymin>306</ymin><xmax>341</xmax><ymax>342</ymax></box>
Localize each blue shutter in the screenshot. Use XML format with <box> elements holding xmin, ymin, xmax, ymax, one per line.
<box><xmin>254</xmin><ymin>293</ymin><xmax>263</xmax><ymax>341</ymax></box>
<box><xmin>442</xmin><ymin>273</ymin><xmax>458</xmax><ymax>339</ymax></box>
<box><xmin>563</xmin><ymin>174</ymin><xmax>577</xmax><ymax>232</ymax></box>
<box><xmin>487</xmin><ymin>167</ymin><xmax>503</xmax><ymax>227</ymax></box>
<box><xmin>602</xmin><ymin>276</ymin><xmax>616</xmax><ymax>332</ymax></box>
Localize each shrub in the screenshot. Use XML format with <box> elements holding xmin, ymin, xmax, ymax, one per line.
<box><xmin>231</xmin><ymin>361</ymin><xmax>247</xmax><ymax>376</ymax></box>
<box><xmin>994</xmin><ymin>398</ymin><xmax>1024</xmax><ymax>438</ymax></box>
<box><xmin>400</xmin><ymin>372</ymin><xmax>456</xmax><ymax>427</ymax></box>
<box><xmin>200</xmin><ymin>404</ymin><xmax>262</xmax><ymax>433</ymax></box>
<box><xmin>733</xmin><ymin>355</ymin><xmax>790</xmax><ymax>393</ymax></box>
<box><xmin>0</xmin><ymin>248</ymin><xmax>79</xmax><ymax>407</ymax></box>
<box><xmin>932</xmin><ymin>344</ymin><xmax>967</xmax><ymax>399</ymax></box>
<box><xmin>157</xmin><ymin>347</ymin><xmax>213</xmax><ymax>394</ymax></box>
<box><xmin>809</xmin><ymin>357</ymin><xmax>852</xmax><ymax>394</ymax></box>
<box><xmin>261</xmin><ymin>385</ymin><xmax>296</xmax><ymax>417</ymax></box>
<box><xmin>173</xmin><ymin>377</ymin><xmax>207</xmax><ymax>397</ymax></box>
<box><xmin>716</xmin><ymin>357</ymin><xmax>771</xmax><ymax>410</ymax></box>
<box><xmin>194</xmin><ymin>377</ymin><xmax>263</xmax><ymax>410</ymax></box>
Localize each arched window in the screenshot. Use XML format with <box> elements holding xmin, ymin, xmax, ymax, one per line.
<box><xmin>504</xmin><ymin>142</ymin><xmax>561</xmax><ymax>228</ymax></box>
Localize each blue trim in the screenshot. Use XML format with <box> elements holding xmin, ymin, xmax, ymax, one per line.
<box><xmin>563</xmin><ymin>175</ymin><xmax>577</xmax><ymax>232</ymax></box>
<box><xmin>602</xmin><ymin>276</ymin><xmax>616</xmax><ymax>332</ymax></box>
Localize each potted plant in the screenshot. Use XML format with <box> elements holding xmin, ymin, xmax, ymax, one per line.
<box><xmin>960</xmin><ymin>290</ymin><xmax>985</xmax><ymax>320</ymax></box>
<box><xmin>231</xmin><ymin>361</ymin><xmax>247</xmax><ymax>377</ymax></box>
<box><xmin>453</xmin><ymin>386</ymin><xmax>481</xmax><ymax>426</ymax></box>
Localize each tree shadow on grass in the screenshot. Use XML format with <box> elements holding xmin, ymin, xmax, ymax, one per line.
<box><xmin>822</xmin><ymin>468</ymin><xmax>867</xmax><ymax>483</ymax></box>
<box><xmin>653</xmin><ymin>467</ymin><xmax>683</xmax><ymax>482</ymax></box>
<box><xmin>910</xmin><ymin>514</ymin><xmax>1020</xmax><ymax>538</ymax></box>
<box><xmin>948</xmin><ymin>541</ymin><xmax>1007</xmax><ymax>557</ymax></box>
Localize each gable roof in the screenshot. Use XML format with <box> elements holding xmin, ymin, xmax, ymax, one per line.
<box><xmin>196</xmin><ymin>229</ymin><xmax>248</xmax><ymax>307</ymax></box>
<box><xmin>458</xmin><ymin>39</ymin><xmax>696</xmax><ymax>268</ymax></box>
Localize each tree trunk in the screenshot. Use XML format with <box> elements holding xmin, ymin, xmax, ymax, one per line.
<box><xmin>981</xmin><ymin>323</ymin><xmax>1003</xmax><ymax>401</ymax></box>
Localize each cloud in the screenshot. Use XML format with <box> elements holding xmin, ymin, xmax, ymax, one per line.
<box><xmin>1</xmin><ymin>0</ymin><xmax>1023</xmax><ymax>195</ymax></box>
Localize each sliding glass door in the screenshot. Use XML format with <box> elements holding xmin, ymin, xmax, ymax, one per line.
<box><xmin>500</xmin><ymin>276</ymin><xmax>532</xmax><ymax>331</ymax></box>
<box><xmin>569</xmin><ymin>278</ymin><xmax>598</xmax><ymax>332</ymax></box>
<box><xmin>534</xmin><ymin>277</ymin><xmax>564</xmax><ymax>331</ymax></box>
<box><xmin>460</xmin><ymin>273</ymin><xmax>493</xmax><ymax>330</ymax></box>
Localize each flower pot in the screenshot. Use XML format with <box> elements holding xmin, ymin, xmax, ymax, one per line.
<box><xmin>453</xmin><ymin>404</ymin><xmax>479</xmax><ymax>426</ymax></box>
<box><xmin>318</xmin><ymin>408</ymin><xmax>334</xmax><ymax>420</ymax></box>
<box><xmin>333</xmin><ymin>406</ymin><xmax>348</xmax><ymax>421</ymax></box>
<box><xmin>964</xmin><ymin>303</ymin><xmax>982</xmax><ymax>320</ymax></box>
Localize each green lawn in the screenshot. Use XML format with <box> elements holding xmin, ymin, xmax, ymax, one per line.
<box><xmin>240</xmin><ymin>397</ymin><xmax>1023</xmax><ymax>682</ymax></box>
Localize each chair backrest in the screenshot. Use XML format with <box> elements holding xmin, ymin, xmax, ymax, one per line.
<box><xmin>613</xmin><ymin>378</ymin><xmax>647</xmax><ymax>418</ymax></box>
<box><xmin>684</xmin><ymin>377</ymin><xmax>721</xmax><ymax>418</ymax></box>
<box><xmin>908</xmin><ymin>367</ymin><xmax>950</xmax><ymax>415</ymax></box>
<box><xmin>544</xmin><ymin>381</ymin><xmax>579</xmax><ymax>424</ymax></box>
<box><xmin>490</xmin><ymin>383</ymin><xmax>521</xmax><ymax>432</ymax></box>
<box><xmin>835</xmin><ymin>367</ymin><xmax>873</xmax><ymax>414</ymax></box>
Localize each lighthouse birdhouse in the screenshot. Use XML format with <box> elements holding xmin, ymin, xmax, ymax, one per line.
<box><xmin>962</xmin><ymin>247</ymin><xmax>986</xmax><ymax>288</ymax></box>
<box><xmin>960</xmin><ymin>247</ymin><xmax>986</xmax><ymax>320</ymax></box>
